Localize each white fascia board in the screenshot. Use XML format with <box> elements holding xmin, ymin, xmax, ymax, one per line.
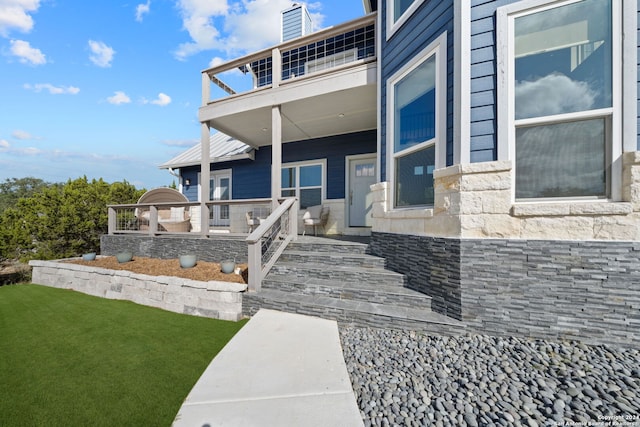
<box><xmin>198</xmin><ymin>62</ymin><xmax>377</xmax><ymax>123</ymax></box>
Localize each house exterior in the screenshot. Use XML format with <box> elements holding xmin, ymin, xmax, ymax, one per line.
<box><xmin>160</xmin><ymin>0</ymin><xmax>640</xmax><ymax>346</ymax></box>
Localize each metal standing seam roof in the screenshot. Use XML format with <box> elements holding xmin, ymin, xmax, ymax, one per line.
<box><xmin>159</xmin><ymin>132</ymin><xmax>254</xmax><ymax>170</ymax></box>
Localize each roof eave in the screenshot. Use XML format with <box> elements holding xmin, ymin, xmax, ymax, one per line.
<box><xmin>158</xmin><ymin>151</ymin><xmax>254</xmax><ymax>170</ymax></box>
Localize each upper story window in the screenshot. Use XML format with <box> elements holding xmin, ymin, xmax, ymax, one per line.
<box><xmin>498</xmin><ymin>0</ymin><xmax>624</xmax><ymax>201</ymax></box>
<box><xmin>387</xmin><ymin>0</ymin><xmax>427</xmax><ymax>39</ymax></box>
<box><xmin>281</xmin><ymin>161</ymin><xmax>325</xmax><ymax>209</ymax></box>
<box><xmin>387</xmin><ymin>32</ymin><xmax>446</xmax><ymax>208</ymax></box>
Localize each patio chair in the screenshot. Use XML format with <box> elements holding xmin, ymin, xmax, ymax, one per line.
<box><xmin>246</xmin><ymin>211</ymin><xmax>260</xmax><ymax>233</ymax></box>
<box><xmin>135</xmin><ymin>187</ymin><xmax>191</xmax><ymax>232</ymax></box>
<box><xmin>302</xmin><ymin>204</ymin><xmax>330</xmax><ymax>236</ymax></box>
<box><xmin>246</xmin><ymin>207</ymin><xmax>271</xmax><ymax>233</ymax></box>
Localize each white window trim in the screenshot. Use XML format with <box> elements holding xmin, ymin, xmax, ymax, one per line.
<box><xmin>386</xmin><ymin>0</ymin><xmax>427</xmax><ymax>40</ymax></box>
<box><xmin>281</xmin><ymin>159</ymin><xmax>327</xmax><ymax>207</ymax></box>
<box><xmin>497</xmin><ymin>0</ymin><xmax>636</xmax><ymax>203</ymax></box>
<box><xmin>386</xmin><ymin>31</ymin><xmax>447</xmax><ymax>209</ymax></box>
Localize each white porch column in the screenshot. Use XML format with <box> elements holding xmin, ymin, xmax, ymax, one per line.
<box><xmin>200</xmin><ymin>123</ymin><xmax>211</xmax><ymax>235</ymax></box>
<box><xmin>271</xmin><ymin>105</ymin><xmax>282</xmax><ymax>210</ymax></box>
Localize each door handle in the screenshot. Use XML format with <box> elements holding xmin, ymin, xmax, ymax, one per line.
<box><xmin>349</xmin><ymin>190</ymin><xmax>353</xmax><ymax>205</ymax></box>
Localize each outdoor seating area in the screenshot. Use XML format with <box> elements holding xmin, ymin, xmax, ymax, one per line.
<box><xmin>245</xmin><ymin>207</ymin><xmax>271</xmax><ymax>233</ymax></box>
<box><xmin>302</xmin><ymin>205</ymin><xmax>330</xmax><ymax>236</ymax></box>
<box><xmin>135</xmin><ymin>188</ymin><xmax>191</xmax><ymax>233</ymax></box>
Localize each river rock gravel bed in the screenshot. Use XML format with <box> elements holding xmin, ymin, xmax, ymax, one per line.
<box><xmin>339</xmin><ymin>327</ymin><xmax>640</xmax><ymax>427</ymax></box>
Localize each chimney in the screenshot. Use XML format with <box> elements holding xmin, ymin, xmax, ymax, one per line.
<box><xmin>281</xmin><ymin>3</ymin><xmax>313</xmax><ymax>42</ymax></box>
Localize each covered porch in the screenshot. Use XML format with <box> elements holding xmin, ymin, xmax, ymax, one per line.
<box><xmin>194</xmin><ymin>13</ymin><xmax>377</xmax><ymax>236</ymax></box>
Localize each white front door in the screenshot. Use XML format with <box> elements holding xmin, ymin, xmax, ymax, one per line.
<box><xmin>210</xmin><ymin>173</ymin><xmax>230</xmax><ymax>227</ymax></box>
<box><xmin>348</xmin><ymin>157</ymin><xmax>376</xmax><ymax>227</ymax></box>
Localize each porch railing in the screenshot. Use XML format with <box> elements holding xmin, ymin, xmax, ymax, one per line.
<box><xmin>246</xmin><ymin>198</ymin><xmax>298</xmax><ymax>292</ymax></box>
<box><xmin>201</xmin><ymin>13</ymin><xmax>376</xmax><ymax>104</ymax></box>
<box><xmin>107</xmin><ymin>198</ymin><xmax>272</xmax><ymax>236</ymax></box>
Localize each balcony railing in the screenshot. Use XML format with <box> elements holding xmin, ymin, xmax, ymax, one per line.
<box><xmin>201</xmin><ymin>13</ymin><xmax>376</xmax><ymax>105</ymax></box>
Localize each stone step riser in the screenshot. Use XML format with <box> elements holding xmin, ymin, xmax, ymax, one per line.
<box><xmin>261</xmin><ymin>279</ymin><xmax>432</xmax><ymax>310</ymax></box>
<box><xmin>278</xmin><ymin>253</ymin><xmax>386</xmax><ymax>269</ymax></box>
<box><xmin>268</xmin><ymin>264</ymin><xmax>407</xmax><ymax>287</ymax></box>
<box><xmin>242</xmin><ymin>295</ymin><xmax>464</xmax><ymax>335</ymax></box>
<box><xmin>286</xmin><ymin>243</ymin><xmax>368</xmax><ymax>254</ymax></box>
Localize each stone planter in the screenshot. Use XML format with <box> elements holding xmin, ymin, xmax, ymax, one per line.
<box><xmin>220</xmin><ymin>260</ymin><xmax>236</xmax><ymax>274</ymax></box>
<box><xmin>116</xmin><ymin>252</ymin><xmax>133</xmax><ymax>263</ymax></box>
<box><xmin>179</xmin><ymin>254</ymin><xmax>197</xmax><ymax>269</ymax></box>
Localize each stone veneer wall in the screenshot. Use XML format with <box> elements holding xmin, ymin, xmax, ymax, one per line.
<box><xmin>369</xmin><ymin>232</ymin><xmax>640</xmax><ymax>347</ymax></box>
<box><xmin>459</xmin><ymin>238</ymin><xmax>640</xmax><ymax>347</ymax></box>
<box><xmin>372</xmin><ymin>153</ymin><xmax>640</xmax><ymax>241</ymax></box>
<box><xmin>29</xmin><ymin>259</ymin><xmax>247</xmax><ymax>321</ymax></box>
<box><xmin>367</xmin><ymin>232</ymin><xmax>461</xmax><ymax>318</ymax></box>
<box><xmin>100</xmin><ymin>235</ymin><xmax>248</xmax><ymax>263</ymax></box>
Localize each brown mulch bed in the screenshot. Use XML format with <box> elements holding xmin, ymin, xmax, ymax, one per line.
<box><xmin>66</xmin><ymin>256</ymin><xmax>248</xmax><ymax>284</ymax></box>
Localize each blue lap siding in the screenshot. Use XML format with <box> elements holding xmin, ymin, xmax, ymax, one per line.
<box><xmin>181</xmin><ymin>130</ymin><xmax>376</xmax><ymax>201</ymax></box>
<box><xmin>380</xmin><ymin>0</ymin><xmax>455</xmax><ymax>181</ymax></box>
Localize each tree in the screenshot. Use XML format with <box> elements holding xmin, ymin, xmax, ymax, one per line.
<box><xmin>0</xmin><ymin>177</ymin><xmax>51</xmax><ymax>214</ymax></box>
<box><xmin>0</xmin><ymin>177</ymin><xmax>145</xmax><ymax>261</ymax></box>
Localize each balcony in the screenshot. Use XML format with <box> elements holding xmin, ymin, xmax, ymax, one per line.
<box><xmin>199</xmin><ymin>13</ymin><xmax>377</xmax><ymax>147</ymax></box>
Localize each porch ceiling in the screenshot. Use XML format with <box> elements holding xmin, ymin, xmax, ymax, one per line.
<box><xmin>200</xmin><ymin>63</ymin><xmax>377</xmax><ymax>147</ymax></box>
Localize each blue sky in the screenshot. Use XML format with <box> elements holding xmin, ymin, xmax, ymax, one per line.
<box><xmin>0</xmin><ymin>0</ymin><xmax>366</xmax><ymax>189</ymax></box>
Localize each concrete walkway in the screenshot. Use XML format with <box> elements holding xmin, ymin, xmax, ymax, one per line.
<box><xmin>173</xmin><ymin>309</ymin><xmax>364</xmax><ymax>427</ymax></box>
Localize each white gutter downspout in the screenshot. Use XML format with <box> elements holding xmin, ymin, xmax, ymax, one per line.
<box><xmin>167</xmin><ymin>168</ymin><xmax>182</xmax><ymax>191</ymax></box>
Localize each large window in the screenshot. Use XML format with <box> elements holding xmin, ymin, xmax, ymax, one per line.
<box><xmin>386</xmin><ymin>0</ymin><xmax>426</xmax><ymax>38</ymax></box>
<box><xmin>499</xmin><ymin>0</ymin><xmax>620</xmax><ymax>200</ymax></box>
<box><xmin>281</xmin><ymin>161</ymin><xmax>324</xmax><ymax>209</ymax></box>
<box><xmin>387</xmin><ymin>33</ymin><xmax>446</xmax><ymax>208</ymax></box>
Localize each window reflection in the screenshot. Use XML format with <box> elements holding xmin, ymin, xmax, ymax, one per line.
<box><xmin>514</xmin><ymin>0</ymin><xmax>612</xmax><ymax>120</ymax></box>
<box><xmin>394</xmin><ymin>55</ymin><xmax>436</xmax><ymax>153</ymax></box>
<box><xmin>395</xmin><ymin>146</ymin><xmax>435</xmax><ymax>207</ymax></box>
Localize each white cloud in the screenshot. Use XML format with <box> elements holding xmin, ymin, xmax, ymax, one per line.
<box><xmin>208</xmin><ymin>56</ymin><xmax>226</xmax><ymax>68</ymax></box>
<box><xmin>175</xmin><ymin>0</ymin><xmax>324</xmax><ymax>60</ymax></box>
<box><xmin>0</xmin><ymin>0</ymin><xmax>40</xmax><ymax>37</ymax></box>
<box><xmin>9</xmin><ymin>39</ymin><xmax>45</xmax><ymax>64</ymax></box>
<box><xmin>88</xmin><ymin>40</ymin><xmax>115</xmax><ymax>67</ymax></box>
<box><xmin>0</xmin><ymin>139</ymin><xmax>10</xmax><ymax>150</ymax></box>
<box><xmin>515</xmin><ymin>73</ymin><xmax>596</xmax><ymax>119</ymax></box>
<box><xmin>24</xmin><ymin>83</ymin><xmax>80</xmax><ymax>94</ymax></box>
<box><xmin>107</xmin><ymin>91</ymin><xmax>131</xmax><ymax>105</ymax></box>
<box><xmin>135</xmin><ymin>0</ymin><xmax>150</xmax><ymax>22</ymax></box>
<box><xmin>11</xmin><ymin>129</ymin><xmax>33</xmax><ymax>139</ymax></box>
<box><xmin>150</xmin><ymin>92</ymin><xmax>171</xmax><ymax>106</ymax></box>
<box><xmin>22</xmin><ymin>146</ymin><xmax>41</xmax><ymax>155</ymax></box>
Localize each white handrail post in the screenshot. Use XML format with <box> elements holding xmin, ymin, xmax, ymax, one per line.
<box><xmin>247</xmin><ymin>240</ymin><xmax>261</xmax><ymax>292</ymax></box>
<box><xmin>290</xmin><ymin>198</ymin><xmax>298</xmax><ymax>238</ymax></box>
<box><xmin>108</xmin><ymin>207</ymin><xmax>116</xmax><ymax>234</ymax></box>
<box><xmin>149</xmin><ymin>205</ymin><xmax>158</xmax><ymax>236</ymax></box>
<box><xmin>202</xmin><ymin>71</ymin><xmax>211</xmax><ymax>106</ymax></box>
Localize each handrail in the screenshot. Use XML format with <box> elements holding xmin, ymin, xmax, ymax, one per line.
<box><xmin>201</xmin><ymin>13</ymin><xmax>376</xmax><ymax>104</ymax></box>
<box><xmin>246</xmin><ymin>198</ymin><xmax>298</xmax><ymax>292</ymax></box>
<box><xmin>107</xmin><ymin>198</ymin><xmax>273</xmax><ymax>236</ymax></box>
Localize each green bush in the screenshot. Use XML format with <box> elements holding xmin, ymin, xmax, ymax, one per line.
<box><xmin>0</xmin><ymin>177</ymin><xmax>145</xmax><ymax>261</ymax></box>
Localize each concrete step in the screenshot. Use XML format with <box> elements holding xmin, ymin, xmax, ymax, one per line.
<box><xmin>287</xmin><ymin>239</ymin><xmax>369</xmax><ymax>254</ymax></box>
<box><xmin>279</xmin><ymin>250</ymin><xmax>386</xmax><ymax>269</ymax></box>
<box><xmin>261</xmin><ymin>275</ymin><xmax>432</xmax><ymax>310</ymax></box>
<box><xmin>268</xmin><ymin>261</ymin><xmax>407</xmax><ymax>287</ymax></box>
<box><xmin>242</xmin><ymin>289</ymin><xmax>465</xmax><ymax>335</ymax></box>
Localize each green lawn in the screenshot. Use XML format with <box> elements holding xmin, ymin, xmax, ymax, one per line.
<box><xmin>0</xmin><ymin>284</ymin><xmax>247</xmax><ymax>427</ymax></box>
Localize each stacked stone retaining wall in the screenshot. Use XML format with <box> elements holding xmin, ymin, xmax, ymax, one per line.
<box><xmin>100</xmin><ymin>235</ymin><xmax>248</xmax><ymax>263</ymax></box>
<box><xmin>370</xmin><ymin>232</ymin><xmax>640</xmax><ymax>347</ymax></box>
<box><xmin>29</xmin><ymin>259</ymin><xmax>247</xmax><ymax>321</ymax></box>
